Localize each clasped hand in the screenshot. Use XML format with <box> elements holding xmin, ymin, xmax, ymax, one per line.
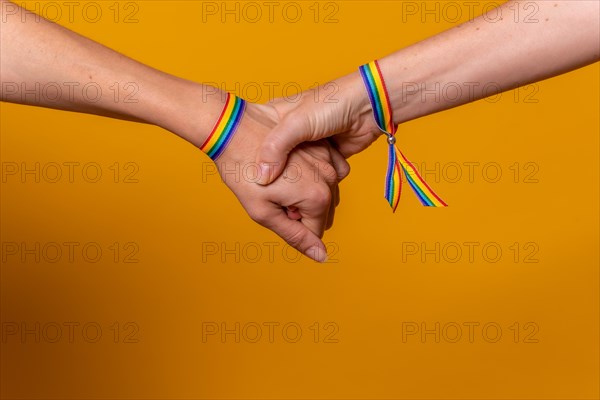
<box><xmin>215</xmin><ymin>77</ymin><xmax>382</xmax><ymax>262</ymax></box>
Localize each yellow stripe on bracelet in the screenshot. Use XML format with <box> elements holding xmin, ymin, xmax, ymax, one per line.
<box><xmin>200</xmin><ymin>93</ymin><xmax>246</xmax><ymax>160</ymax></box>
<box><xmin>359</xmin><ymin>60</ymin><xmax>447</xmax><ymax>211</ymax></box>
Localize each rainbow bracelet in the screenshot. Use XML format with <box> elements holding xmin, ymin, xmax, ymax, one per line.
<box><xmin>200</xmin><ymin>92</ymin><xmax>246</xmax><ymax>160</ymax></box>
<box><xmin>359</xmin><ymin>60</ymin><xmax>447</xmax><ymax>211</ymax></box>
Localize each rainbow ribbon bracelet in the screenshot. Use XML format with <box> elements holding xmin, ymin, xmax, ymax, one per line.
<box><xmin>359</xmin><ymin>60</ymin><xmax>447</xmax><ymax>211</ymax></box>
<box><xmin>200</xmin><ymin>92</ymin><xmax>246</xmax><ymax>160</ymax></box>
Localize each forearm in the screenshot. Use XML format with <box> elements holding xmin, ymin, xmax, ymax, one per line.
<box><xmin>378</xmin><ymin>0</ymin><xmax>599</xmax><ymax>123</ymax></box>
<box><xmin>332</xmin><ymin>0</ymin><xmax>600</xmax><ymax>128</ymax></box>
<box><xmin>0</xmin><ymin>0</ymin><xmax>223</xmax><ymax>147</ymax></box>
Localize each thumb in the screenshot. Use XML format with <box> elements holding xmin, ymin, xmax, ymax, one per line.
<box><xmin>266</xmin><ymin>211</ymin><xmax>328</xmax><ymax>263</ymax></box>
<box><xmin>255</xmin><ymin>115</ymin><xmax>313</xmax><ymax>185</ymax></box>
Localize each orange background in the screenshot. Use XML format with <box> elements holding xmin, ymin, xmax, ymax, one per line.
<box><xmin>1</xmin><ymin>1</ymin><xmax>598</xmax><ymax>398</ymax></box>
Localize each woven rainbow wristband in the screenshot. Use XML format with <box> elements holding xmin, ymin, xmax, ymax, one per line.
<box><xmin>359</xmin><ymin>60</ymin><xmax>447</xmax><ymax>211</ymax></box>
<box><xmin>200</xmin><ymin>93</ymin><xmax>246</xmax><ymax>160</ymax></box>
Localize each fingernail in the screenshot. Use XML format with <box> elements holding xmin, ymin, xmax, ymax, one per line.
<box><xmin>306</xmin><ymin>246</ymin><xmax>328</xmax><ymax>263</ymax></box>
<box><xmin>257</xmin><ymin>163</ymin><xmax>271</xmax><ymax>185</ymax></box>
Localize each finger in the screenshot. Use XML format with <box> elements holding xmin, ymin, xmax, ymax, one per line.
<box><xmin>326</xmin><ymin>186</ymin><xmax>337</xmax><ymax>230</ymax></box>
<box><xmin>328</xmin><ymin>135</ymin><xmax>360</xmax><ymax>160</ymax></box>
<box><xmin>285</xmin><ymin>206</ymin><xmax>302</xmax><ymax>220</ymax></box>
<box><xmin>255</xmin><ymin>114</ymin><xmax>315</xmax><ymax>186</ymax></box>
<box><xmin>334</xmin><ymin>182</ymin><xmax>340</xmax><ymax>207</ymax></box>
<box><xmin>263</xmin><ymin>210</ymin><xmax>328</xmax><ymax>262</ymax></box>
<box><xmin>304</xmin><ymin>156</ymin><xmax>338</xmax><ymax>233</ymax></box>
<box><xmin>309</xmin><ymin>149</ymin><xmax>340</xmax><ymax>187</ymax></box>
<box><xmin>296</xmin><ymin>185</ymin><xmax>332</xmax><ymax>238</ymax></box>
<box><xmin>328</xmin><ymin>144</ymin><xmax>351</xmax><ymax>182</ymax></box>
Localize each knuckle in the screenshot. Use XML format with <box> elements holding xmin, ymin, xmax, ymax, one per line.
<box><xmin>337</xmin><ymin>160</ymin><xmax>351</xmax><ymax>180</ymax></box>
<box><xmin>322</xmin><ymin>163</ymin><xmax>339</xmax><ymax>183</ymax></box>
<box><xmin>307</xmin><ymin>186</ymin><xmax>332</xmax><ymax>209</ymax></box>
<box><xmin>326</xmin><ymin>219</ymin><xmax>334</xmax><ymax>230</ymax></box>
<box><xmin>262</xmin><ymin>139</ymin><xmax>281</xmax><ymax>158</ymax></box>
<box><xmin>247</xmin><ymin>207</ymin><xmax>270</xmax><ymax>225</ymax></box>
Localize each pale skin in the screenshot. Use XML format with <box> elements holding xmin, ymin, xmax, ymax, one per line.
<box><xmin>256</xmin><ymin>0</ymin><xmax>600</xmax><ymax>183</ymax></box>
<box><xmin>0</xmin><ymin>0</ymin><xmax>350</xmax><ymax>262</ymax></box>
<box><xmin>3</xmin><ymin>0</ymin><xmax>599</xmax><ymax>261</ymax></box>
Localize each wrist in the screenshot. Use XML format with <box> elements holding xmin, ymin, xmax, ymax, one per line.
<box><xmin>337</xmin><ymin>71</ymin><xmax>380</xmax><ymax>137</ymax></box>
<box><xmin>295</xmin><ymin>71</ymin><xmax>380</xmax><ymax>139</ymax></box>
<box><xmin>215</xmin><ymin>102</ymin><xmax>277</xmax><ymax>165</ymax></box>
<box><xmin>142</xmin><ymin>77</ymin><xmax>228</xmax><ymax>148</ymax></box>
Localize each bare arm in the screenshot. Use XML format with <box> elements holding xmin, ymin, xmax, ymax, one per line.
<box><xmin>0</xmin><ymin>0</ymin><xmax>349</xmax><ymax>262</ymax></box>
<box><xmin>381</xmin><ymin>0</ymin><xmax>600</xmax><ymax>124</ymax></box>
<box><xmin>0</xmin><ymin>0</ymin><xmax>222</xmax><ymax>146</ymax></box>
<box><xmin>256</xmin><ymin>0</ymin><xmax>600</xmax><ymax>183</ymax></box>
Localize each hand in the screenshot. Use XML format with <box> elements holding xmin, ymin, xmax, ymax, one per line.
<box><xmin>255</xmin><ymin>72</ymin><xmax>381</xmax><ymax>185</ymax></box>
<box><xmin>215</xmin><ymin>102</ymin><xmax>350</xmax><ymax>262</ymax></box>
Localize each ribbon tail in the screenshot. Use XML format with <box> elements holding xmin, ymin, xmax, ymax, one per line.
<box><xmin>385</xmin><ymin>144</ymin><xmax>402</xmax><ymax>212</ymax></box>
<box><xmin>396</xmin><ymin>148</ymin><xmax>448</xmax><ymax>207</ymax></box>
